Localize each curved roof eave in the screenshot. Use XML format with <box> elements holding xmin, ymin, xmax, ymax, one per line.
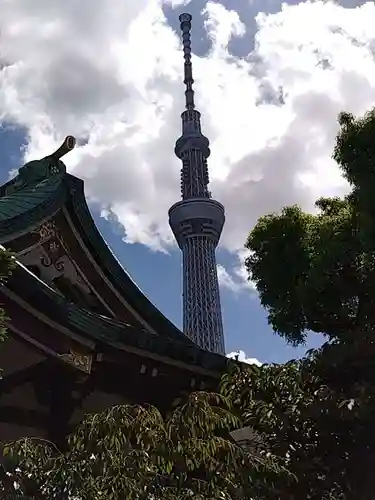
<box><xmin>4</xmin><ymin>262</ymin><xmax>227</xmax><ymax>374</ymax></box>
<box><xmin>64</xmin><ymin>173</ymin><xmax>192</xmax><ymax>345</ymax></box>
<box><xmin>0</xmin><ymin>171</ymin><xmax>191</xmax><ymax>345</ymax></box>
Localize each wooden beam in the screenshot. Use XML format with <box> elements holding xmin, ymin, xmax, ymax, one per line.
<box><xmin>46</xmin><ymin>364</ymin><xmax>86</xmax><ymax>450</ymax></box>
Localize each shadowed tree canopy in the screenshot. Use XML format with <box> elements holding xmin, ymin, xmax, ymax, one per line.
<box><xmin>0</xmin><ymin>392</ymin><xmax>290</xmax><ymax>500</ymax></box>
<box><xmin>221</xmin><ymin>355</ymin><xmax>374</xmax><ymax>500</ymax></box>
<box><xmin>241</xmin><ymin>108</ymin><xmax>375</xmax><ymax>499</ymax></box>
<box><xmin>0</xmin><ymin>248</ymin><xmax>15</xmax><ymax>341</ymax></box>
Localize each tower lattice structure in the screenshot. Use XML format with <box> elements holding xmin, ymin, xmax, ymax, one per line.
<box><xmin>169</xmin><ymin>13</ymin><xmax>225</xmax><ymax>355</ymax></box>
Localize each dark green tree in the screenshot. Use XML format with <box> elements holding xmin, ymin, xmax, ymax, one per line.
<box><xmin>0</xmin><ymin>248</ymin><xmax>15</xmax><ymax>341</ymax></box>
<box><xmin>221</xmin><ymin>357</ymin><xmax>361</xmax><ymax>500</ymax></box>
<box><xmin>240</xmin><ymin>108</ymin><xmax>375</xmax><ymax>499</ymax></box>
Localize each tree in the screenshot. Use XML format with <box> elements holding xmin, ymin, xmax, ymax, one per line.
<box><xmin>245</xmin><ymin>109</ymin><xmax>375</xmax><ymax>347</ymax></box>
<box><xmin>240</xmin><ymin>108</ymin><xmax>375</xmax><ymax>499</ymax></box>
<box><xmin>0</xmin><ymin>247</ymin><xmax>15</xmax><ymax>341</ymax></box>
<box><xmin>222</xmin><ymin>356</ymin><xmax>365</xmax><ymax>500</ymax></box>
<box><xmin>0</xmin><ymin>392</ymin><xmax>290</xmax><ymax>500</ymax></box>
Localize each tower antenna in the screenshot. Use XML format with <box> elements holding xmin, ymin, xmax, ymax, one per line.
<box><xmin>179</xmin><ymin>13</ymin><xmax>195</xmax><ymax>111</ymax></box>
<box><xmin>168</xmin><ymin>14</ymin><xmax>226</xmax><ymax>355</ymax></box>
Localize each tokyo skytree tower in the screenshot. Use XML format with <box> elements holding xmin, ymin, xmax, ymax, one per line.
<box><xmin>169</xmin><ymin>13</ymin><xmax>225</xmax><ymax>355</ymax></box>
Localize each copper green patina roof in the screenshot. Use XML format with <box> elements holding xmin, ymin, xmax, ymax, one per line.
<box><xmin>6</xmin><ymin>262</ymin><xmax>229</xmax><ymax>373</ymax></box>
<box><xmin>0</xmin><ymin>136</ymin><xmax>72</xmax><ymax>239</ymax></box>
<box><xmin>0</xmin><ymin>176</ymin><xmax>66</xmax><ymax>236</ymax></box>
<box><xmin>0</xmin><ymin>177</ymin><xmax>60</xmax><ymax>221</ymax></box>
<box><xmin>0</xmin><ymin>136</ymin><xmax>193</xmax><ymax>346</ymax></box>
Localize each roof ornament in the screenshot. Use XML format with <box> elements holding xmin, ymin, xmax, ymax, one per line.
<box><xmin>6</xmin><ymin>135</ymin><xmax>76</xmax><ymax>194</ymax></box>
<box><xmin>50</xmin><ymin>135</ymin><xmax>76</xmax><ymax>161</ymax></box>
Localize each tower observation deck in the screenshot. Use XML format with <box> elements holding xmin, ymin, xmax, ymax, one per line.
<box><xmin>169</xmin><ymin>13</ymin><xmax>225</xmax><ymax>355</ymax></box>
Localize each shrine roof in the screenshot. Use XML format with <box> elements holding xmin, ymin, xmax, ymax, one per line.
<box><xmin>0</xmin><ymin>137</ymin><xmax>191</xmax><ymax>345</ymax></box>
<box><xmin>0</xmin><ymin>176</ymin><xmax>61</xmax><ymax>221</ymax></box>
<box><xmin>0</xmin><ymin>175</ymin><xmax>66</xmax><ymax>239</ymax></box>
<box><xmin>5</xmin><ymin>261</ymin><xmax>229</xmax><ymax>374</ymax></box>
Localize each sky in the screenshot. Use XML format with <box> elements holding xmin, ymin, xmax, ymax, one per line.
<box><xmin>0</xmin><ymin>0</ymin><xmax>374</xmax><ymax>365</ymax></box>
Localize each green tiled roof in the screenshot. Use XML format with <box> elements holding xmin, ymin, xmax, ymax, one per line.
<box><xmin>64</xmin><ymin>175</ymin><xmax>191</xmax><ymax>345</ymax></box>
<box><xmin>0</xmin><ymin>175</ymin><xmax>67</xmax><ymax>241</ymax></box>
<box><xmin>0</xmin><ymin>156</ymin><xmax>191</xmax><ymax>345</ymax></box>
<box><xmin>0</xmin><ymin>175</ymin><xmax>63</xmax><ymax>217</ymax></box>
<box><xmin>6</xmin><ymin>263</ymin><xmax>229</xmax><ymax>373</ymax></box>
<box><xmin>0</xmin><ymin>179</ymin><xmax>57</xmax><ymax>220</ymax></box>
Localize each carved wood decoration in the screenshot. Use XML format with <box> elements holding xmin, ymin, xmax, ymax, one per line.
<box><xmin>19</xmin><ymin>219</ymin><xmax>106</xmax><ymax>314</ymax></box>
<box><xmin>33</xmin><ymin>221</ymin><xmax>65</xmax><ymax>272</ymax></box>
<box><xmin>57</xmin><ymin>350</ymin><xmax>93</xmax><ymax>374</ymax></box>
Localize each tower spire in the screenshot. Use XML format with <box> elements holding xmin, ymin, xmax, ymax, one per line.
<box><xmin>179</xmin><ymin>13</ymin><xmax>195</xmax><ymax>110</ymax></box>
<box><xmin>169</xmin><ymin>13</ymin><xmax>226</xmax><ymax>355</ymax></box>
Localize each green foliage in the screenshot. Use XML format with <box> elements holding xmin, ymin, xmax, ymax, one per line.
<box><xmin>246</xmin><ymin>205</ymin><xmax>315</xmax><ymax>344</ymax></box>
<box><xmin>242</xmin><ymin>107</ymin><xmax>375</xmax><ymax>498</ymax></box>
<box><xmin>246</xmin><ymin>195</ymin><xmax>367</xmax><ymax>345</ymax></box>
<box><xmin>222</xmin><ymin>356</ymin><xmax>375</xmax><ymax>500</ymax></box>
<box><xmin>334</xmin><ymin>109</ymin><xmax>375</xmax><ymax>190</ymax></box>
<box><xmin>0</xmin><ymin>392</ymin><xmax>290</xmax><ymax>500</ymax></box>
<box><xmin>0</xmin><ymin>248</ymin><xmax>15</xmax><ymax>341</ymax></box>
<box><xmin>246</xmin><ymin>109</ymin><xmax>375</xmax><ymax>345</ymax></box>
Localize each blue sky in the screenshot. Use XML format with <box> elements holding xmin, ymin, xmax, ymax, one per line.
<box><xmin>0</xmin><ymin>0</ymin><xmax>372</xmax><ymax>364</ymax></box>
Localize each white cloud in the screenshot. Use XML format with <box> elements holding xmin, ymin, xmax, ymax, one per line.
<box><xmin>164</xmin><ymin>0</ymin><xmax>192</xmax><ymax>7</ymax></box>
<box><xmin>217</xmin><ymin>250</ymin><xmax>256</xmax><ymax>294</ymax></box>
<box><xmin>227</xmin><ymin>350</ymin><xmax>262</xmax><ymax>366</ymax></box>
<box><xmin>217</xmin><ymin>265</ymin><xmax>243</xmax><ymax>293</ymax></box>
<box><xmin>203</xmin><ymin>1</ymin><xmax>246</xmax><ymax>54</ymax></box>
<box><xmin>1</xmin><ymin>0</ymin><xmax>375</xmax><ymax>284</ymax></box>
